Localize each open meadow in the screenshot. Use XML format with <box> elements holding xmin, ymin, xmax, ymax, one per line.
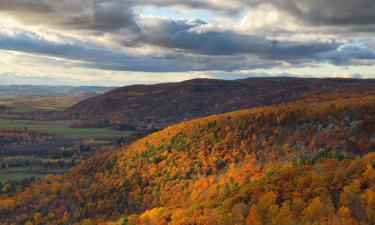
<box><xmin>0</xmin><ymin>120</ymin><xmax>129</xmax><ymax>138</ymax></box>
<box><xmin>0</xmin><ymin>172</ymin><xmax>45</xmax><ymax>182</ymax></box>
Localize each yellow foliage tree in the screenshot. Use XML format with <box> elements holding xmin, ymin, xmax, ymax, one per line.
<box><xmin>272</xmin><ymin>201</ymin><xmax>294</xmax><ymax>225</ymax></box>
<box><xmin>362</xmin><ymin>189</ymin><xmax>375</xmax><ymax>224</ymax></box>
<box><xmin>302</xmin><ymin>197</ymin><xmax>325</xmax><ymax>224</ymax></box>
<box><xmin>363</xmin><ymin>164</ymin><xmax>375</xmax><ymax>185</ymax></box>
<box><xmin>246</xmin><ymin>191</ymin><xmax>279</xmax><ymax>225</ymax></box>
<box><xmin>33</xmin><ymin>212</ymin><xmax>42</xmax><ymax>224</ymax></box>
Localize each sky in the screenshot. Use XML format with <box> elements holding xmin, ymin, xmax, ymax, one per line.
<box><xmin>0</xmin><ymin>0</ymin><xmax>374</xmax><ymax>86</ymax></box>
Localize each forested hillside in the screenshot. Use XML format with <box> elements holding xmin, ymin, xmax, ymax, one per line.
<box><xmin>1</xmin><ymin>93</ymin><xmax>374</xmax><ymax>224</ymax></box>
<box><xmin>59</xmin><ymin>77</ymin><xmax>375</xmax><ymax>130</ymax></box>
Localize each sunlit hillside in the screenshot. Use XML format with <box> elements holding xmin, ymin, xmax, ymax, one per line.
<box><xmin>0</xmin><ymin>93</ymin><xmax>374</xmax><ymax>224</ymax></box>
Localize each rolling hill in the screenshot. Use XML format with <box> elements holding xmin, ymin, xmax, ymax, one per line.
<box><xmin>0</xmin><ymin>85</ymin><xmax>114</xmax><ymax>113</ymax></box>
<box><xmin>59</xmin><ymin>77</ymin><xmax>375</xmax><ymax>130</ymax></box>
<box><xmin>1</xmin><ymin>93</ymin><xmax>374</xmax><ymax>224</ymax></box>
<box><xmin>0</xmin><ymin>85</ymin><xmax>115</xmax><ymax>120</ymax></box>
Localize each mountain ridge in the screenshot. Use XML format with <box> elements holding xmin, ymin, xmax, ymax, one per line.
<box><xmin>59</xmin><ymin>77</ymin><xmax>375</xmax><ymax>130</ymax></box>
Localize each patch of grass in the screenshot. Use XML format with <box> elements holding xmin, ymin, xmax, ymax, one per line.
<box><xmin>34</xmin><ymin>106</ymin><xmax>61</xmax><ymax>111</ymax></box>
<box><xmin>0</xmin><ymin>172</ymin><xmax>46</xmax><ymax>182</ymax></box>
<box><xmin>0</xmin><ymin>120</ymin><xmax>130</xmax><ymax>138</ymax></box>
<box><xmin>4</xmin><ymin>104</ymin><xmax>61</xmax><ymax>113</ymax></box>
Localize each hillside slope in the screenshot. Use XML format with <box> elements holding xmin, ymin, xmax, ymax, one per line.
<box><xmin>1</xmin><ymin>94</ymin><xmax>374</xmax><ymax>224</ymax></box>
<box><xmin>59</xmin><ymin>77</ymin><xmax>375</xmax><ymax>130</ymax></box>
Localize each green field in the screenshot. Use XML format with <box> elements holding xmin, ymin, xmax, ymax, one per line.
<box><xmin>8</xmin><ymin>104</ymin><xmax>65</xmax><ymax>112</ymax></box>
<box><xmin>0</xmin><ymin>120</ymin><xmax>129</xmax><ymax>138</ymax></box>
<box><xmin>34</xmin><ymin>106</ymin><xmax>62</xmax><ymax>111</ymax></box>
<box><xmin>10</xmin><ymin>105</ymin><xmax>59</xmax><ymax>112</ymax></box>
<box><xmin>0</xmin><ymin>172</ymin><xmax>46</xmax><ymax>182</ymax></box>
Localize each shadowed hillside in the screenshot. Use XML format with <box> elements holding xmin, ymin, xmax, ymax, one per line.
<box><xmin>1</xmin><ymin>93</ymin><xmax>374</xmax><ymax>224</ymax></box>
<box><xmin>59</xmin><ymin>77</ymin><xmax>375</xmax><ymax>130</ymax></box>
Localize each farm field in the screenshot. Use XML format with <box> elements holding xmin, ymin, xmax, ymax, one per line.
<box><xmin>0</xmin><ymin>120</ymin><xmax>129</xmax><ymax>138</ymax></box>
<box><xmin>0</xmin><ymin>172</ymin><xmax>46</xmax><ymax>182</ymax></box>
<box><xmin>0</xmin><ymin>118</ymin><xmax>136</xmax><ymax>185</ymax></box>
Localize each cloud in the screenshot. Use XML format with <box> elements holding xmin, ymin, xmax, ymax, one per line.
<box><xmin>0</xmin><ymin>19</ymin><xmax>374</xmax><ymax>73</ymax></box>
<box><xmin>270</xmin><ymin>0</ymin><xmax>375</xmax><ymax>27</ymax></box>
<box><xmin>2</xmin><ymin>0</ymin><xmax>375</xmax><ymax>30</ymax></box>
<box><xmin>0</xmin><ymin>27</ymin><xmax>279</xmax><ymax>72</ymax></box>
<box><xmin>115</xmin><ymin>16</ymin><xmax>339</xmax><ymax>59</ymax></box>
<box><xmin>0</xmin><ymin>0</ymin><xmax>374</xmax><ymax>80</ymax></box>
<box><xmin>0</xmin><ymin>0</ymin><xmax>139</xmax><ymax>33</ymax></box>
<box><xmin>315</xmin><ymin>42</ymin><xmax>375</xmax><ymax>64</ymax></box>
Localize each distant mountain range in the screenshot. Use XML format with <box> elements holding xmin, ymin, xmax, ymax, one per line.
<box><xmin>0</xmin><ymin>85</ymin><xmax>116</xmax><ymax>120</ymax></box>
<box><xmin>0</xmin><ymin>85</ymin><xmax>114</xmax><ymax>96</ymax></box>
<box><xmin>59</xmin><ymin>77</ymin><xmax>375</xmax><ymax>130</ymax></box>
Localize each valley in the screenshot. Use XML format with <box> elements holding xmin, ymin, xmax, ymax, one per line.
<box><xmin>0</xmin><ymin>86</ymin><xmax>135</xmax><ymax>200</ymax></box>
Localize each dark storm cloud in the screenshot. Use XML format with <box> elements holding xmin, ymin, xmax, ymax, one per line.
<box><xmin>0</xmin><ymin>30</ymin><xmax>282</xmax><ymax>72</ymax></box>
<box><xmin>118</xmin><ymin>16</ymin><xmax>372</xmax><ymax>65</ymax></box>
<box><xmin>0</xmin><ymin>30</ymin><xmax>126</xmax><ymax>62</ymax></box>
<box><xmin>179</xmin><ymin>0</ymin><xmax>375</xmax><ymax>27</ymax></box>
<box><xmin>254</xmin><ymin>0</ymin><xmax>375</xmax><ymax>27</ymax></box>
<box><xmin>2</xmin><ymin>0</ymin><xmax>375</xmax><ymax>29</ymax></box>
<box><xmin>1</xmin><ymin>27</ymin><xmax>373</xmax><ymax>72</ymax></box>
<box><xmin>1</xmin><ymin>0</ymin><xmax>375</xmax><ymax>36</ymax></box>
<box><xmin>0</xmin><ymin>0</ymin><xmax>223</xmax><ymax>32</ymax></box>
<box><xmin>315</xmin><ymin>43</ymin><xmax>375</xmax><ymax>64</ymax></box>
<box><xmin>0</xmin><ymin>0</ymin><xmax>374</xmax><ymax>73</ymax></box>
<box><xmin>0</xmin><ymin>0</ymin><xmax>139</xmax><ymax>32</ymax></box>
<box><xmin>62</xmin><ymin>2</ymin><xmax>140</xmax><ymax>32</ymax></box>
<box><xmin>118</xmin><ymin>17</ymin><xmax>340</xmax><ymax>58</ymax></box>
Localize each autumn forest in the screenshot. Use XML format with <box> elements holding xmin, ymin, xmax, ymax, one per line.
<box><xmin>0</xmin><ymin>83</ymin><xmax>374</xmax><ymax>224</ymax></box>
